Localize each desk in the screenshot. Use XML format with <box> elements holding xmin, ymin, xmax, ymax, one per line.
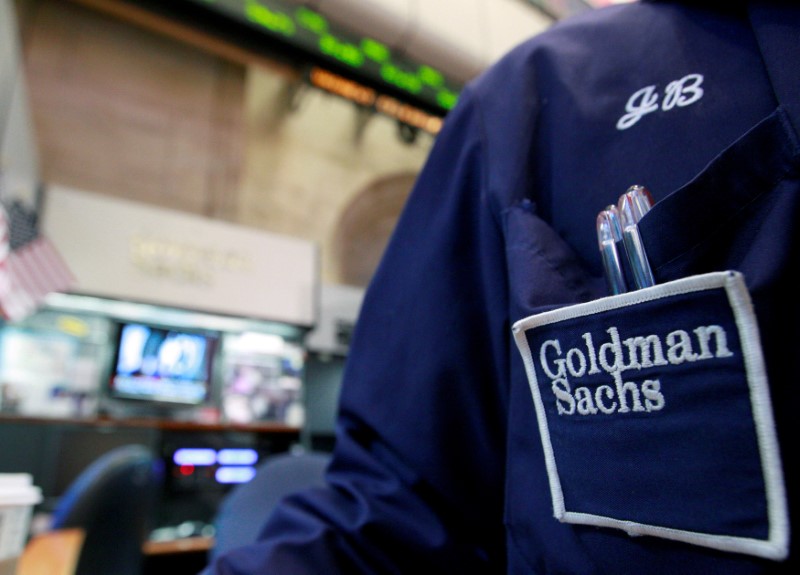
<box><xmin>0</xmin><ymin>415</ymin><xmax>299</xmax><ymax>525</ymax></box>
<box><xmin>1</xmin><ymin>416</ymin><xmax>300</xmax><ymax>575</ymax></box>
<box><xmin>0</xmin><ymin>414</ymin><xmax>301</xmax><ymax>435</ymax></box>
<box><xmin>142</xmin><ymin>536</ymin><xmax>214</xmax><ymax>575</ymax></box>
<box><xmin>16</xmin><ymin>528</ymin><xmax>85</xmax><ymax>575</ymax></box>
<box><xmin>142</xmin><ymin>535</ymin><xmax>214</xmax><ymax>556</ymax></box>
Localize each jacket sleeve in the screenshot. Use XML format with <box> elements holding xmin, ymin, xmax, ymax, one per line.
<box><xmin>202</xmin><ymin>86</ymin><xmax>513</xmax><ymax>574</ymax></box>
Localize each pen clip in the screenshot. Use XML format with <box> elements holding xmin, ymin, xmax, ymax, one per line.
<box><xmin>596</xmin><ymin>205</ymin><xmax>627</xmax><ymax>295</ymax></box>
<box><xmin>617</xmin><ymin>185</ymin><xmax>655</xmax><ymax>290</ymax></box>
<box><xmin>618</xmin><ymin>185</ymin><xmax>654</xmax><ymax>223</ymax></box>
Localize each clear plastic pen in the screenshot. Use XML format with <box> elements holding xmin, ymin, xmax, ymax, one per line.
<box><xmin>596</xmin><ymin>205</ymin><xmax>627</xmax><ymax>295</ymax></box>
<box><xmin>617</xmin><ymin>185</ymin><xmax>655</xmax><ymax>289</ymax></box>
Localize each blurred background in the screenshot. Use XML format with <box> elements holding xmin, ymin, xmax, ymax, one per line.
<box><xmin>0</xmin><ymin>1</ymin><xmax>630</xmax><ymax>573</ymax></box>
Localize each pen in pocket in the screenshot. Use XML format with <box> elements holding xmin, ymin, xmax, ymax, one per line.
<box><xmin>617</xmin><ymin>185</ymin><xmax>655</xmax><ymax>289</ymax></box>
<box><xmin>596</xmin><ymin>204</ymin><xmax>627</xmax><ymax>295</ymax></box>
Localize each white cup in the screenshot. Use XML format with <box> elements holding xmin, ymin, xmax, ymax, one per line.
<box><xmin>0</xmin><ymin>474</ymin><xmax>42</xmax><ymax>574</ymax></box>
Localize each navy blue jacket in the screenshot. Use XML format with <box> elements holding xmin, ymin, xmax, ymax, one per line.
<box><xmin>204</xmin><ymin>1</ymin><xmax>799</xmax><ymax>572</ymax></box>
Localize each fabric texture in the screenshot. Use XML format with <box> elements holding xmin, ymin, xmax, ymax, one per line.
<box><xmin>203</xmin><ymin>1</ymin><xmax>799</xmax><ymax>573</ymax></box>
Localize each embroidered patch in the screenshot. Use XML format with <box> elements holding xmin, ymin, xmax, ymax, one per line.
<box><xmin>616</xmin><ymin>73</ymin><xmax>704</xmax><ymax>130</ymax></box>
<box><xmin>512</xmin><ymin>271</ymin><xmax>788</xmax><ymax>560</ymax></box>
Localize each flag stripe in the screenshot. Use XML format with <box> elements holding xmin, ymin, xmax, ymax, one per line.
<box><xmin>22</xmin><ymin>241</ymin><xmax>53</xmax><ymax>295</ymax></box>
<box><xmin>17</xmin><ymin>239</ymin><xmax>72</xmax><ymax>296</ymax></box>
<box><xmin>2</xmin><ymin>237</ymin><xmax>74</xmax><ymax>322</ymax></box>
<box><xmin>11</xmin><ymin>245</ymin><xmax>43</xmax><ymax>296</ymax></box>
<box><xmin>1</xmin><ymin>197</ymin><xmax>74</xmax><ymax>322</ymax></box>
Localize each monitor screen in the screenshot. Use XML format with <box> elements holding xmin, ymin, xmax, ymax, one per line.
<box><xmin>109</xmin><ymin>323</ymin><xmax>218</xmax><ymax>406</ymax></box>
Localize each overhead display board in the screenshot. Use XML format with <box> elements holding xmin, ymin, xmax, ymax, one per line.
<box><xmin>158</xmin><ymin>0</ymin><xmax>463</xmax><ymax>117</ymax></box>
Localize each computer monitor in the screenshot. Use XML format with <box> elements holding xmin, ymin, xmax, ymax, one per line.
<box><xmin>108</xmin><ymin>322</ymin><xmax>218</xmax><ymax>408</ymax></box>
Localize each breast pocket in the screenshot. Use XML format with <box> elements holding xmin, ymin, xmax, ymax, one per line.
<box><xmin>505</xmin><ymin>107</ymin><xmax>799</xmax><ymax>574</ymax></box>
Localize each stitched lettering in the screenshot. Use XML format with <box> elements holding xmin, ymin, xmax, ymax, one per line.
<box><xmin>616</xmin><ymin>73</ymin><xmax>704</xmax><ymax>130</ymax></box>
<box><xmin>553</xmin><ymin>378</ymin><xmax>575</xmax><ymax>415</ymax></box>
<box><xmin>662</xmin><ymin>73</ymin><xmax>704</xmax><ymax>110</ymax></box>
<box><xmin>641</xmin><ymin>379</ymin><xmax>665</xmax><ymax>412</ymax></box>
<box><xmin>539</xmin><ymin>323</ymin><xmax>732</xmax><ymax>416</ymax></box>
<box><xmin>616</xmin><ymin>85</ymin><xmax>659</xmax><ymax>130</ymax></box>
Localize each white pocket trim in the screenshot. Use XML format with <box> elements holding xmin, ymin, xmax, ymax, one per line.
<box><xmin>512</xmin><ymin>271</ymin><xmax>789</xmax><ymax>560</ymax></box>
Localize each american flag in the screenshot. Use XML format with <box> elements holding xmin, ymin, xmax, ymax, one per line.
<box><xmin>0</xmin><ymin>196</ymin><xmax>74</xmax><ymax>322</ymax></box>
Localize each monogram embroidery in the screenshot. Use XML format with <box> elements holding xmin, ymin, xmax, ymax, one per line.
<box><xmin>617</xmin><ymin>73</ymin><xmax>704</xmax><ymax>130</ymax></box>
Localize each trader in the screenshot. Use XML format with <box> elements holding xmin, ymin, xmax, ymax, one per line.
<box><xmin>204</xmin><ymin>1</ymin><xmax>797</xmax><ymax>572</ymax></box>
